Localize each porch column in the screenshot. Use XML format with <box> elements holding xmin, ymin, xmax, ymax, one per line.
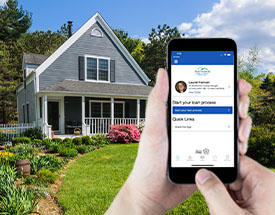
<box><xmin>137</xmin><ymin>98</ymin><xmax>140</xmax><ymax>126</ymax></box>
<box><xmin>43</xmin><ymin>95</ymin><xmax>48</xmax><ymax>124</ymax></box>
<box><xmin>111</xmin><ymin>97</ymin><xmax>114</xmax><ymax>125</ymax></box>
<box><xmin>42</xmin><ymin>95</ymin><xmax>48</xmax><ymax>138</ymax></box>
<box><xmin>82</xmin><ymin>96</ymin><xmax>85</xmax><ymax>124</ymax></box>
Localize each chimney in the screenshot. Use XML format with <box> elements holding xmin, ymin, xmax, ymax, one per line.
<box><xmin>68</xmin><ymin>21</ymin><xmax>73</xmax><ymax>38</ymax></box>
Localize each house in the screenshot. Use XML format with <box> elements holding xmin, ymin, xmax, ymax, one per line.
<box><xmin>16</xmin><ymin>12</ymin><xmax>153</xmax><ymax>138</ymax></box>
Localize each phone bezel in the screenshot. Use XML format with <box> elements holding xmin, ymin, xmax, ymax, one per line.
<box><xmin>167</xmin><ymin>38</ymin><xmax>238</xmax><ymax>184</ymax></box>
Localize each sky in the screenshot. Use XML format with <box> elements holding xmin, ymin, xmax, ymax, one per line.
<box><xmin>1</xmin><ymin>0</ymin><xmax>275</xmax><ymax>73</ymax></box>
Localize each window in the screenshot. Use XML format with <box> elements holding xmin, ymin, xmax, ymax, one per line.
<box><xmin>114</xmin><ymin>103</ymin><xmax>124</xmax><ymax>118</ymax></box>
<box><xmin>26</xmin><ymin>103</ymin><xmax>29</xmax><ymax>123</ymax></box>
<box><xmin>87</xmin><ymin>58</ymin><xmax>97</xmax><ymax>80</ymax></box>
<box><xmin>99</xmin><ymin>59</ymin><xmax>108</xmax><ymax>81</ymax></box>
<box><xmin>23</xmin><ymin>105</ymin><xmax>25</xmax><ymax>123</ymax></box>
<box><xmin>39</xmin><ymin>97</ymin><xmax>42</xmax><ymax>118</ymax></box>
<box><xmin>91</xmin><ymin>28</ymin><xmax>103</xmax><ymax>37</ymax></box>
<box><xmin>86</xmin><ymin>56</ymin><xmax>109</xmax><ymax>81</ymax></box>
<box><xmin>89</xmin><ymin>100</ymin><xmax>124</xmax><ymax>118</ymax></box>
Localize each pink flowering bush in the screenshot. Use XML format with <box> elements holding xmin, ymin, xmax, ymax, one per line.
<box><xmin>107</xmin><ymin>124</ymin><xmax>140</xmax><ymax>144</ymax></box>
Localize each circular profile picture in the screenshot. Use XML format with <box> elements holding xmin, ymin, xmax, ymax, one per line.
<box><xmin>175</xmin><ymin>81</ymin><xmax>187</xmax><ymax>93</ymax></box>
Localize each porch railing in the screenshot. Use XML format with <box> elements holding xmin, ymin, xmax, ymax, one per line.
<box><xmin>85</xmin><ymin>117</ymin><xmax>145</xmax><ymax>134</ymax></box>
<box><xmin>0</xmin><ymin>122</ymin><xmax>36</xmax><ymax>143</ymax></box>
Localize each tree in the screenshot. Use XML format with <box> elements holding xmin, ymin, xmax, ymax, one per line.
<box><xmin>0</xmin><ymin>0</ymin><xmax>32</xmax><ymax>41</ymax></box>
<box><xmin>238</xmin><ymin>46</ymin><xmax>265</xmax><ymax>112</ymax></box>
<box><xmin>0</xmin><ymin>41</ymin><xmax>23</xmax><ymax>123</ymax></box>
<box><xmin>0</xmin><ymin>0</ymin><xmax>31</xmax><ymax>123</ymax></box>
<box><xmin>21</xmin><ymin>30</ymin><xmax>67</xmax><ymax>56</ymax></box>
<box><xmin>113</xmin><ymin>29</ymin><xmax>145</xmax><ymax>66</ymax></box>
<box><xmin>141</xmin><ymin>24</ymin><xmax>183</xmax><ymax>86</ymax></box>
<box><xmin>57</xmin><ymin>23</ymin><xmax>69</xmax><ymax>39</ymax></box>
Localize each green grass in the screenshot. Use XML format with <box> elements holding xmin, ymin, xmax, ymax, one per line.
<box><xmin>57</xmin><ymin>143</ymin><xmax>208</xmax><ymax>215</ymax></box>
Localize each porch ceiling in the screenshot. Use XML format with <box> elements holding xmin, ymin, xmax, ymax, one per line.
<box><xmin>40</xmin><ymin>80</ymin><xmax>153</xmax><ymax>97</ymax></box>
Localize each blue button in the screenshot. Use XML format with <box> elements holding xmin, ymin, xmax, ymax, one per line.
<box><xmin>173</xmin><ymin>106</ymin><xmax>233</xmax><ymax>114</ymax></box>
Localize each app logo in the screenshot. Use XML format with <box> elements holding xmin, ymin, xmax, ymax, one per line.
<box><xmin>195</xmin><ymin>67</ymin><xmax>210</xmax><ymax>76</ymax></box>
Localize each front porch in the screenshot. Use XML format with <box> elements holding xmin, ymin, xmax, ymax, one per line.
<box><xmin>39</xmin><ymin>95</ymin><xmax>147</xmax><ymax>138</ymax></box>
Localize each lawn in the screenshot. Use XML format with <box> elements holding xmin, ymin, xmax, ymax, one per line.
<box><xmin>57</xmin><ymin>143</ymin><xmax>209</xmax><ymax>215</ymax></box>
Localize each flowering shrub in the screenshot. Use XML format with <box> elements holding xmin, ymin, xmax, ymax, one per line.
<box><xmin>107</xmin><ymin>124</ymin><xmax>140</xmax><ymax>144</ymax></box>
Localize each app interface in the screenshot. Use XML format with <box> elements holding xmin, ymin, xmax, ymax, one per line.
<box><xmin>171</xmin><ymin>51</ymin><xmax>234</xmax><ymax>167</ymax></box>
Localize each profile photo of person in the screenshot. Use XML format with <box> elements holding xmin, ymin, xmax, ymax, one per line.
<box><xmin>175</xmin><ymin>81</ymin><xmax>187</xmax><ymax>93</ymax></box>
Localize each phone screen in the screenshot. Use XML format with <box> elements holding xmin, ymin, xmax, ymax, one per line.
<box><xmin>171</xmin><ymin>51</ymin><xmax>234</xmax><ymax>168</ymax></box>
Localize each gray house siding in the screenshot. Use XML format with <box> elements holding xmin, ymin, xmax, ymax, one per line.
<box><xmin>39</xmin><ymin>21</ymin><xmax>145</xmax><ymax>91</ymax></box>
<box><xmin>17</xmin><ymin>81</ymin><xmax>36</xmax><ymax>123</ymax></box>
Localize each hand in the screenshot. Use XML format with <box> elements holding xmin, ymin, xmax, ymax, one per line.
<box><xmin>196</xmin><ymin>156</ymin><xmax>275</xmax><ymax>215</ymax></box>
<box><xmin>106</xmin><ymin>68</ymin><xmax>252</xmax><ymax>214</ymax></box>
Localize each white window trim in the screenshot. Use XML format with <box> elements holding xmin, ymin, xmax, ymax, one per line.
<box><xmin>89</xmin><ymin>100</ymin><xmax>125</xmax><ymax>118</ymax></box>
<box><xmin>84</xmin><ymin>55</ymin><xmax>110</xmax><ymax>83</ymax></box>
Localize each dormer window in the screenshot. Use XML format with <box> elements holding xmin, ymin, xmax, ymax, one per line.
<box><xmin>85</xmin><ymin>55</ymin><xmax>110</xmax><ymax>82</ymax></box>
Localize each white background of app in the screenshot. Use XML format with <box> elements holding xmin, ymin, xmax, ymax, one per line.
<box><xmin>171</xmin><ymin>64</ymin><xmax>234</xmax><ymax>167</ymax></box>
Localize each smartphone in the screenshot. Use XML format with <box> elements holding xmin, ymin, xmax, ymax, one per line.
<box><xmin>167</xmin><ymin>38</ymin><xmax>238</xmax><ymax>184</ymax></box>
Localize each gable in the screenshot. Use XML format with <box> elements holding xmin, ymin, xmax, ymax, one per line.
<box><xmin>38</xmin><ymin>13</ymin><xmax>150</xmax><ymax>91</ymax></box>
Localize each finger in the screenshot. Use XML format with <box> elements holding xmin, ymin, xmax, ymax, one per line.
<box><xmin>238</xmin><ymin>116</ymin><xmax>252</xmax><ymax>155</ymax></box>
<box><xmin>195</xmin><ymin>169</ymin><xmax>240</xmax><ymax>214</ymax></box>
<box><xmin>142</xmin><ymin>69</ymin><xmax>168</xmax><ymax>142</ymax></box>
<box><xmin>145</xmin><ymin>69</ymin><xmax>168</xmax><ymax>124</ymax></box>
<box><xmin>238</xmin><ymin>95</ymin><xmax>250</xmax><ymax>119</ymax></box>
<box><xmin>238</xmin><ymin>79</ymin><xmax>252</xmax><ymax>97</ymax></box>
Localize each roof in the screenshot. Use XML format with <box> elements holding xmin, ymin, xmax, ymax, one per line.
<box><xmin>41</xmin><ymin>80</ymin><xmax>153</xmax><ymax>97</ymax></box>
<box><xmin>35</xmin><ymin>12</ymin><xmax>150</xmax><ymax>90</ymax></box>
<box><xmin>23</xmin><ymin>53</ymin><xmax>48</xmax><ymax>65</ymax></box>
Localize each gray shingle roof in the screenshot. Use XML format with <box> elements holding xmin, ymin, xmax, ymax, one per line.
<box><xmin>41</xmin><ymin>80</ymin><xmax>153</xmax><ymax>97</ymax></box>
<box><xmin>23</xmin><ymin>53</ymin><xmax>48</xmax><ymax>65</ymax></box>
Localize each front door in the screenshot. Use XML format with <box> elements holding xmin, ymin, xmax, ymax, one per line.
<box><xmin>48</xmin><ymin>101</ymin><xmax>60</xmax><ymax>132</ymax></box>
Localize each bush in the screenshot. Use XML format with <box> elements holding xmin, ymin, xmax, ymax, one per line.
<box><xmin>107</xmin><ymin>124</ymin><xmax>140</xmax><ymax>144</ymax></box>
<box><xmin>76</xmin><ymin>145</ymin><xmax>88</xmax><ymax>154</ymax></box>
<box><xmin>23</xmin><ymin>174</ymin><xmax>49</xmax><ymax>188</ymax></box>
<box><xmin>91</xmin><ymin>134</ymin><xmax>110</xmax><ymax>147</ymax></box>
<box><xmin>22</xmin><ymin>127</ymin><xmax>43</xmax><ymax>140</ymax></box>
<box><xmin>58</xmin><ymin>146</ymin><xmax>78</xmax><ymax>158</ymax></box>
<box><xmin>72</xmin><ymin>137</ymin><xmax>82</xmax><ymax>146</ymax></box>
<box><xmin>7</xmin><ymin>144</ymin><xmax>36</xmax><ymax>157</ymax></box>
<box><xmin>0</xmin><ymin>134</ymin><xmax>7</xmax><ymax>145</ymax></box>
<box><xmin>33</xmin><ymin>139</ymin><xmax>42</xmax><ymax>146</ymax></box>
<box><xmin>62</xmin><ymin>138</ymin><xmax>75</xmax><ymax>148</ymax></box>
<box><xmin>247</xmin><ymin>125</ymin><xmax>275</xmax><ymax>167</ymax></box>
<box><xmin>52</xmin><ymin>138</ymin><xmax>63</xmax><ymax>144</ymax></box>
<box><xmin>82</xmin><ymin>136</ymin><xmax>92</xmax><ymax>145</ymax></box>
<box><xmin>37</xmin><ymin>168</ymin><xmax>58</xmax><ymax>184</ymax></box>
<box><xmin>63</xmin><ymin>137</ymin><xmax>72</xmax><ymax>144</ymax></box>
<box><xmin>30</xmin><ymin>155</ymin><xmax>63</xmax><ymax>174</ymax></box>
<box><xmin>42</xmin><ymin>138</ymin><xmax>52</xmax><ymax>145</ymax></box>
<box><xmin>45</xmin><ymin>142</ymin><xmax>60</xmax><ymax>153</ymax></box>
<box><xmin>12</xmin><ymin>136</ymin><xmax>31</xmax><ymax>145</ymax></box>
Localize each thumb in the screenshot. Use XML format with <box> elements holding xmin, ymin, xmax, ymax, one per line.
<box><xmin>195</xmin><ymin>169</ymin><xmax>240</xmax><ymax>215</ymax></box>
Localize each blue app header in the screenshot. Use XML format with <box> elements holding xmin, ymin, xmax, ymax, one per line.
<box><xmin>171</xmin><ymin>51</ymin><xmax>234</xmax><ymax>65</ymax></box>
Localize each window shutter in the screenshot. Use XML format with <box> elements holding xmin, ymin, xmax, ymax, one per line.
<box><xmin>110</xmin><ymin>60</ymin><xmax>115</xmax><ymax>82</ymax></box>
<box><xmin>79</xmin><ymin>56</ymin><xmax>85</xmax><ymax>81</ymax></box>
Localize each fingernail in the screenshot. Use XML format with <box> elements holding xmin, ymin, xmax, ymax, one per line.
<box><xmin>244</xmin><ymin>123</ymin><xmax>251</xmax><ymax>139</ymax></box>
<box><xmin>197</xmin><ymin>169</ymin><xmax>211</xmax><ymax>184</ymax></box>
<box><xmin>242</xmin><ymin>143</ymin><xmax>247</xmax><ymax>154</ymax></box>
